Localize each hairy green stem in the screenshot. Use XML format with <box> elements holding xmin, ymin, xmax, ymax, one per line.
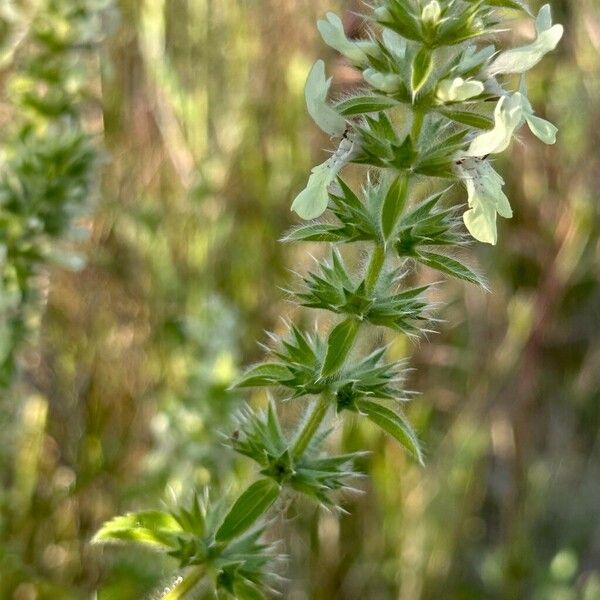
<box><xmin>365</xmin><ymin>245</ymin><xmax>386</xmax><ymax>295</ymax></box>
<box><xmin>292</xmin><ymin>395</ymin><xmax>330</xmax><ymax>458</ymax></box>
<box><xmin>411</xmin><ymin>108</ymin><xmax>425</xmax><ymax>142</ymax></box>
<box><xmin>161</xmin><ymin>567</ymin><xmax>205</xmax><ymax>600</ymax></box>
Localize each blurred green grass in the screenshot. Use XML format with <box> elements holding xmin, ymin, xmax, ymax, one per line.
<box><xmin>1</xmin><ymin>0</ymin><xmax>599</xmax><ymax>598</ymax></box>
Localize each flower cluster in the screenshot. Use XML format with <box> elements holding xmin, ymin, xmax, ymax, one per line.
<box><xmin>94</xmin><ymin>2</ymin><xmax>562</xmax><ymax>597</ymax></box>
<box><xmin>294</xmin><ymin>2</ymin><xmax>562</xmax><ymax>244</ymax></box>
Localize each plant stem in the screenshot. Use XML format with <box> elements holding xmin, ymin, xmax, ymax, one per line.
<box><xmin>161</xmin><ymin>567</ymin><xmax>205</xmax><ymax>600</ymax></box>
<box><xmin>411</xmin><ymin>108</ymin><xmax>424</xmax><ymax>142</ymax></box>
<box><xmin>365</xmin><ymin>245</ymin><xmax>386</xmax><ymax>295</ymax></box>
<box><xmin>292</xmin><ymin>395</ymin><xmax>330</xmax><ymax>458</ymax></box>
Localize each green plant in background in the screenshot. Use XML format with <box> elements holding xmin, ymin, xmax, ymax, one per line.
<box><xmin>0</xmin><ymin>0</ymin><xmax>116</xmax><ymax>383</ymax></box>
<box><xmin>0</xmin><ymin>0</ymin><xmax>115</xmax><ymax>594</ymax></box>
<box><xmin>94</xmin><ymin>0</ymin><xmax>563</xmax><ymax>597</ymax></box>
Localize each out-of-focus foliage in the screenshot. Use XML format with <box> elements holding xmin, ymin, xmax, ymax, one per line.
<box><xmin>0</xmin><ymin>0</ymin><xmax>599</xmax><ymax>599</ymax></box>
<box><xmin>0</xmin><ymin>0</ymin><xmax>115</xmax><ymax>383</ymax></box>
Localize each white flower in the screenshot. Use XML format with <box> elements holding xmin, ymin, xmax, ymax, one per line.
<box><xmin>523</xmin><ymin>112</ymin><xmax>557</xmax><ymax>144</ymax></box>
<box><xmin>457</xmin><ymin>45</ymin><xmax>495</xmax><ymax>73</ymax></box>
<box><xmin>436</xmin><ymin>77</ymin><xmax>484</xmax><ymax>103</ymax></box>
<box><xmin>304</xmin><ymin>60</ymin><xmax>346</xmax><ymax>136</ymax></box>
<box><xmin>363</xmin><ymin>68</ymin><xmax>403</xmax><ymax>93</ymax></box>
<box><xmin>382</xmin><ymin>29</ymin><xmax>406</xmax><ymax>62</ymax></box>
<box><xmin>466</xmin><ymin>94</ymin><xmax>523</xmax><ymax>157</ymax></box>
<box><xmin>460</xmin><ymin>159</ymin><xmax>512</xmax><ymax>245</ymax></box>
<box><xmin>466</xmin><ymin>90</ymin><xmax>558</xmax><ymax>157</ymax></box>
<box><xmin>317</xmin><ymin>12</ymin><xmax>376</xmax><ymax>66</ymax></box>
<box><xmin>489</xmin><ymin>4</ymin><xmax>563</xmax><ymax>76</ymax></box>
<box><xmin>291</xmin><ymin>136</ymin><xmax>356</xmax><ymax>220</ymax></box>
<box><xmin>517</xmin><ymin>88</ymin><xmax>558</xmax><ymax>145</ymax></box>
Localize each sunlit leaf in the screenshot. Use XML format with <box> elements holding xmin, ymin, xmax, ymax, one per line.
<box><xmin>216</xmin><ymin>479</ymin><xmax>280</xmax><ymax>542</ymax></box>
<box><xmin>335</xmin><ymin>95</ymin><xmax>399</xmax><ymax>116</ymax></box>
<box><xmin>417</xmin><ymin>251</ymin><xmax>485</xmax><ymax>286</ymax></box>
<box><xmin>381</xmin><ymin>175</ymin><xmax>408</xmax><ymax>240</ymax></box>
<box><xmin>92</xmin><ymin>511</ymin><xmax>182</xmax><ymax>549</ymax></box>
<box><xmin>233</xmin><ymin>363</ymin><xmax>292</xmax><ymax>388</ymax></box>
<box><xmin>357</xmin><ymin>399</ymin><xmax>424</xmax><ymax>464</ymax></box>
<box><xmin>411</xmin><ymin>47</ymin><xmax>433</xmax><ymax>99</ymax></box>
<box><xmin>321</xmin><ymin>318</ymin><xmax>359</xmax><ymax>377</ymax></box>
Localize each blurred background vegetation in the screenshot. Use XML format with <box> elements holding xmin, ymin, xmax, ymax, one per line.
<box><xmin>0</xmin><ymin>0</ymin><xmax>599</xmax><ymax>598</ymax></box>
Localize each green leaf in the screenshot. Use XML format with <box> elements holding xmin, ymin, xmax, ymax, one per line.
<box><xmin>357</xmin><ymin>399</ymin><xmax>424</xmax><ymax>464</ymax></box>
<box><xmin>381</xmin><ymin>175</ymin><xmax>408</xmax><ymax>240</ymax></box>
<box><xmin>215</xmin><ymin>479</ymin><xmax>280</xmax><ymax>542</ymax></box>
<box><xmin>92</xmin><ymin>511</ymin><xmax>182</xmax><ymax>549</ymax></box>
<box><xmin>335</xmin><ymin>95</ymin><xmax>400</xmax><ymax>116</ymax></box>
<box><xmin>390</xmin><ymin>135</ymin><xmax>416</xmax><ymax>170</ymax></box>
<box><xmin>233</xmin><ymin>581</ymin><xmax>266</xmax><ymax>600</ymax></box>
<box><xmin>376</xmin><ymin>2</ymin><xmax>423</xmax><ymax>42</ymax></box>
<box><xmin>321</xmin><ymin>318</ymin><xmax>359</xmax><ymax>378</ymax></box>
<box><xmin>410</xmin><ymin>47</ymin><xmax>433</xmax><ymax>99</ymax></box>
<box><xmin>233</xmin><ymin>363</ymin><xmax>291</xmax><ymax>388</ymax></box>
<box><xmin>484</xmin><ymin>0</ymin><xmax>531</xmax><ymax>13</ymax></box>
<box><xmin>440</xmin><ymin>110</ymin><xmax>494</xmax><ymax>130</ymax></box>
<box><xmin>282</xmin><ymin>223</ymin><xmax>346</xmax><ymax>243</ymax></box>
<box><xmin>417</xmin><ymin>251</ymin><xmax>485</xmax><ymax>286</ymax></box>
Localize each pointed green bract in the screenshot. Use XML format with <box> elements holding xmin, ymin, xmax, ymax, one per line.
<box><xmin>357</xmin><ymin>400</ymin><xmax>424</xmax><ymax>465</ymax></box>
<box><xmin>336</xmin><ymin>95</ymin><xmax>400</xmax><ymax>116</ymax></box>
<box><xmin>216</xmin><ymin>479</ymin><xmax>280</xmax><ymax>542</ymax></box>
<box><xmin>321</xmin><ymin>318</ymin><xmax>359</xmax><ymax>378</ymax></box>
<box><xmin>381</xmin><ymin>175</ymin><xmax>409</xmax><ymax>240</ymax></box>
<box><xmin>411</xmin><ymin>47</ymin><xmax>433</xmax><ymax>99</ymax></box>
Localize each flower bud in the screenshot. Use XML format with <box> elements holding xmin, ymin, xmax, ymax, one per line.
<box><xmin>421</xmin><ymin>1</ymin><xmax>441</xmax><ymax>26</ymax></box>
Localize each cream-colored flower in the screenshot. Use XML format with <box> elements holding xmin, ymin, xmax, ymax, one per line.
<box><xmin>382</xmin><ymin>29</ymin><xmax>406</xmax><ymax>62</ymax></box>
<box><xmin>291</xmin><ymin>137</ymin><xmax>355</xmax><ymax>220</ymax></box>
<box><xmin>466</xmin><ymin>94</ymin><xmax>523</xmax><ymax>157</ymax></box>
<box><xmin>363</xmin><ymin>68</ymin><xmax>404</xmax><ymax>94</ymax></box>
<box><xmin>317</xmin><ymin>12</ymin><xmax>376</xmax><ymax>66</ymax></box>
<box><xmin>489</xmin><ymin>4</ymin><xmax>563</xmax><ymax>76</ymax></box>
<box><xmin>304</xmin><ymin>60</ymin><xmax>346</xmax><ymax>136</ymax></box>
<box><xmin>518</xmin><ymin>90</ymin><xmax>558</xmax><ymax>145</ymax></box>
<box><xmin>436</xmin><ymin>77</ymin><xmax>484</xmax><ymax>103</ymax></box>
<box><xmin>460</xmin><ymin>159</ymin><xmax>512</xmax><ymax>245</ymax></box>
<box><xmin>467</xmin><ymin>91</ymin><xmax>558</xmax><ymax>157</ymax></box>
